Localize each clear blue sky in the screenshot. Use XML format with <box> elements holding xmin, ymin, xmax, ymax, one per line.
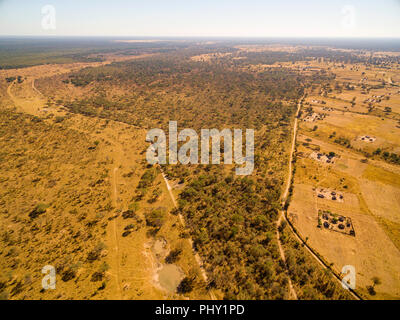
<box><xmin>0</xmin><ymin>0</ymin><xmax>399</xmax><ymax>37</ymax></box>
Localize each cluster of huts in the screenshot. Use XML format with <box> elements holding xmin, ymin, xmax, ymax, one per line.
<box><xmin>311</xmin><ymin>99</ymin><xmax>325</xmax><ymax>104</ymax></box>
<box><xmin>303</xmin><ymin>112</ymin><xmax>327</xmax><ymax>122</ymax></box>
<box><xmin>310</xmin><ymin>152</ymin><xmax>336</xmax><ymax>164</ymax></box>
<box><xmin>359</xmin><ymin>135</ymin><xmax>376</xmax><ymax>143</ymax></box>
<box><xmin>317</xmin><ymin>189</ymin><xmax>344</xmax><ymax>202</ymax></box>
<box><xmin>319</xmin><ymin>211</ymin><xmax>355</xmax><ymax>237</ymax></box>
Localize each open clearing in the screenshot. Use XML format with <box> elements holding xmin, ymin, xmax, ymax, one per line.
<box><xmin>290</xmin><ymin>55</ymin><xmax>400</xmax><ymax>299</ymax></box>
<box><xmin>289</xmin><ymin>184</ymin><xmax>400</xmax><ymax>299</ymax></box>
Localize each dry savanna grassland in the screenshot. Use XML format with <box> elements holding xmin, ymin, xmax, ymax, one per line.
<box><xmin>0</xmin><ymin>53</ymin><xmax>211</xmax><ymax>300</ymax></box>
<box><xmin>0</xmin><ymin>39</ymin><xmax>398</xmax><ymax>300</ymax></box>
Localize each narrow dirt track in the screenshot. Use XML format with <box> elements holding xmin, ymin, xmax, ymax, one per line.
<box><xmin>32</xmin><ymin>78</ymin><xmax>43</xmax><ymax>96</ymax></box>
<box><xmin>111</xmin><ymin>166</ymin><xmax>123</xmax><ymax>299</ymax></box>
<box><xmin>275</xmin><ymin>98</ymin><xmax>302</xmax><ymax>300</ymax></box>
<box><xmin>160</xmin><ymin>168</ymin><xmax>217</xmax><ymax>300</ymax></box>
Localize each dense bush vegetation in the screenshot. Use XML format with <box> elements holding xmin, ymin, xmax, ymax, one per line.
<box><xmin>20</xmin><ymin>43</ymin><xmax>355</xmax><ymax>300</ymax></box>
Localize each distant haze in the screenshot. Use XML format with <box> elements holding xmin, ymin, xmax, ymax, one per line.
<box><xmin>0</xmin><ymin>0</ymin><xmax>400</xmax><ymax>38</ymax></box>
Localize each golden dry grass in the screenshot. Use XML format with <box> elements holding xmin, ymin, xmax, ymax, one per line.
<box><xmin>291</xmin><ymin>57</ymin><xmax>400</xmax><ymax>299</ymax></box>
<box><xmin>0</xmin><ymin>59</ymin><xmax>211</xmax><ymax>300</ymax></box>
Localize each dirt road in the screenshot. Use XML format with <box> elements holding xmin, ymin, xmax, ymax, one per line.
<box><xmin>160</xmin><ymin>168</ymin><xmax>217</xmax><ymax>300</ymax></box>
<box><xmin>276</xmin><ymin>99</ymin><xmax>302</xmax><ymax>300</ymax></box>
<box><xmin>31</xmin><ymin>78</ymin><xmax>43</xmax><ymax>96</ymax></box>
<box><xmin>111</xmin><ymin>166</ymin><xmax>123</xmax><ymax>299</ymax></box>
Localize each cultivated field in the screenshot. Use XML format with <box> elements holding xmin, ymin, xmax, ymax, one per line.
<box><xmin>289</xmin><ymin>53</ymin><xmax>400</xmax><ymax>299</ymax></box>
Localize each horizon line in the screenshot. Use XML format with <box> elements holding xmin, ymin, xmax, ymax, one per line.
<box><xmin>1</xmin><ymin>35</ymin><xmax>400</xmax><ymax>40</ymax></box>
